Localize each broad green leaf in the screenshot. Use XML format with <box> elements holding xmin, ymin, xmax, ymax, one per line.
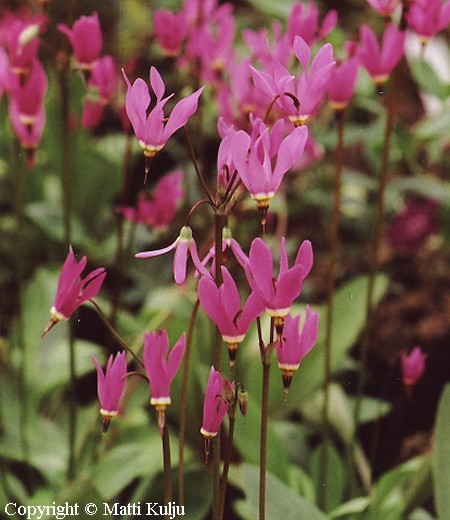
<box><xmin>233</xmin><ymin>393</ymin><xmax>289</xmax><ymax>483</ymax></box>
<box><xmin>409</xmin><ymin>58</ymin><xmax>447</xmax><ymax>99</ymax></box>
<box><xmin>432</xmin><ymin>384</ymin><xmax>450</xmax><ymax>520</ymax></box>
<box><xmin>370</xmin><ymin>456</ymin><xmax>427</xmax><ymax>519</ymax></box>
<box><xmin>310</xmin><ymin>443</ymin><xmax>345</xmax><ymax>512</ymax></box>
<box><xmin>287</xmin><ymin>274</ymin><xmax>389</xmax><ymax>404</ymax></box>
<box><xmin>245</xmin><ymin>0</ymin><xmax>294</xmax><ymax>18</ymax></box>
<box><xmin>91</xmin><ymin>438</ymin><xmax>162</xmax><ymax>500</ymax></box>
<box><xmin>329</xmin><ymin>496</ymin><xmax>370</xmax><ymax>518</ymax></box>
<box><xmin>234</xmin><ymin>463</ymin><xmax>329</xmax><ymax>520</ymax></box>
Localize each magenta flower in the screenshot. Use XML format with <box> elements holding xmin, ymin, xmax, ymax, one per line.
<box><xmin>143</xmin><ymin>329</ymin><xmax>185</xmax><ymax>431</ymax></box>
<box><xmin>287</xmin><ymin>1</ymin><xmax>337</xmax><ymax>46</ymax></box>
<box><xmin>198</xmin><ymin>266</ymin><xmax>265</xmax><ymax>368</ymax></box>
<box><xmin>401</xmin><ymin>346</ymin><xmax>427</xmax><ymax>387</ymax></box>
<box><xmin>200</xmin><ymin>366</ymin><xmax>233</xmax><ymax>439</ymax></box>
<box><xmin>4</xmin><ymin>13</ymin><xmax>45</xmax><ymax>79</ymax></box>
<box><xmin>245</xmin><ymin>237</ymin><xmax>313</xmax><ymax>333</ymax></box>
<box><xmin>92</xmin><ymin>352</ymin><xmax>127</xmax><ymax>432</ymax></box>
<box><xmin>118</xmin><ymin>171</ymin><xmax>184</xmax><ymax>230</ymax></box>
<box><xmin>82</xmin><ymin>55</ymin><xmax>119</xmax><ymax>129</ymax></box>
<box><xmin>42</xmin><ymin>247</ymin><xmax>106</xmax><ymax>336</ymax></box>
<box><xmin>122</xmin><ymin>66</ymin><xmax>204</xmax><ymax>158</ymax></box>
<box><xmin>8</xmin><ymin>58</ymin><xmax>47</xmax><ymax>167</ymax></box>
<box><xmin>154</xmin><ymin>9</ymin><xmax>188</xmax><ymax>57</ymax></box>
<box><xmin>407</xmin><ymin>0</ymin><xmax>450</xmax><ymax>44</ymax></box>
<box><xmin>385</xmin><ymin>198</ymin><xmax>438</xmax><ymax>254</ymax></box>
<box><xmin>185</xmin><ymin>5</ymin><xmax>235</xmax><ymax>83</ymax></box>
<box><xmin>136</xmin><ymin>225</ymin><xmax>211</xmax><ymax>285</ymax></box>
<box><xmin>231</xmin><ymin>122</ymin><xmax>308</xmax><ymax>223</ymax></box>
<box><xmin>276</xmin><ymin>309</ymin><xmax>319</xmax><ymax>398</ymax></box>
<box><xmin>58</xmin><ymin>12</ymin><xmax>103</xmax><ymax>72</ymax></box>
<box><xmin>327</xmin><ymin>54</ymin><xmax>360</xmax><ymax>110</ymax></box>
<box><xmin>366</xmin><ymin>0</ymin><xmax>401</xmax><ymax>17</ymax></box>
<box><xmin>198</xmin><ymin>226</ymin><xmax>249</xmax><ymax>278</ymax></box>
<box><xmin>357</xmin><ymin>23</ymin><xmax>405</xmax><ymax>86</ymax></box>
<box><xmin>251</xmin><ymin>36</ymin><xmax>334</xmax><ymax>126</ymax></box>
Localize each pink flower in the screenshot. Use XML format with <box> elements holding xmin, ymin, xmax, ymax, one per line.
<box><xmin>198</xmin><ymin>266</ymin><xmax>265</xmax><ymax>368</ymax></box>
<box><xmin>385</xmin><ymin>198</ymin><xmax>438</xmax><ymax>253</ymax></box>
<box><xmin>198</xmin><ymin>226</ymin><xmax>249</xmax><ymax>278</ymax></box>
<box><xmin>185</xmin><ymin>5</ymin><xmax>235</xmax><ymax>83</ymax></box>
<box><xmin>357</xmin><ymin>23</ymin><xmax>405</xmax><ymax>86</ymax></box>
<box><xmin>200</xmin><ymin>366</ymin><xmax>233</xmax><ymax>439</ymax></box>
<box><xmin>245</xmin><ymin>237</ymin><xmax>313</xmax><ymax>333</ymax></box>
<box><xmin>401</xmin><ymin>346</ymin><xmax>427</xmax><ymax>387</ymax></box>
<box><xmin>118</xmin><ymin>171</ymin><xmax>184</xmax><ymax>230</ymax></box>
<box><xmin>327</xmin><ymin>54</ymin><xmax>360</xmax><ymax>110</ymax></box>
<box><xmin>276</xmin><ymin>309</ymin><xmax>319</xmax><ymax>398</ymax></box>
<box><xmin>231</xmin><ymin>122</ymin><xmax>308</xmax><ymax>221</ymax></box>
<box><xmin>143</xmin><ymin>329</ymin><xmax>185</xmax><ymax>431</ymax></box>
<box><xmin>407</xmin><ymin>0</ymin><xmax>450</xmax><ymax>43</ymax></box>
<box><xmin>58</xmin><ymin>12</ymin><xmax>103</xmax><ymax>71</ymax></box>
<box><xmin>154</xmin><ymin>9</ymin><xmax>188</xmax><ymax>56</ymax></box>
<box><xmin>135</xmin><ymin>225</ymin><xmax>211</xmax><ymax>285</ymax></box>
<box><xmin>251</xmin><ymin>37</ymin><xmax>334</xmax><ymax>126</ymax></box>
<box><xmin>82</xmin><ymin>55</ymin><xmax>119</xmax><ymax>129</ymax></box>
<box><xmin>92</xmin><ymin>352</ymin><xmax>127</xmax><ymax>432</ymax></box>
<box><xmin>366</xmin><ymin>0</ymin><xmax>401</xmax><ymax>17</ymax></box>
<box><xmin>3</xmin><ymin>13</ymin><xmax>45</xmax><ymax>78</ymax></box>
<box><xmin>42</xmin><ymin>247</ymin><xmax>106</xmax><ymax>336</ymax></box>
<box><xmin>122</xmin><ymin>66</ymin><xmax>204</xmax><ymax>158</ymax></box>
<box><xmin>8</xmin><ymin>58</ymin><xmax>47</xmax><ymax>167</ymax></box>
<box><xmin>287</xmin><ymin>1</ymin><xmax>337</xmax><ymax>46</ymax></box>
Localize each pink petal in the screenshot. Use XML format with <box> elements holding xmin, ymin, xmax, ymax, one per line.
<box><xmin>248</xmin><ymin>238</ymin><xmax>275</xmax><ymax>302</ymax></box>
<box><xmin>174</xmin><ymin>240</ymin><xmax>189</xmax><ymax>285</ymax></box>
<box><xmin>167</xmin><ymin>333</ymin><xmax>186</xmax><ymax>383</ymax></box>
<box><xmin>150</xmin><ymin>66</ymin><xmax>165</xmax><ymax>101</ymax></box>
<box><xmin>295</xmin><ymin>240</ymin><xmax>313</xmax><ymax>279</ymax></box>
<box><xmin>162</xmin><ymin>86</ymin><xmax>204</xmax><ymax>141</ymax></box>
<box><xmin>135</xmin><ymin>237</ymin><xmax>180</xmax><ymax>258</ymax></box>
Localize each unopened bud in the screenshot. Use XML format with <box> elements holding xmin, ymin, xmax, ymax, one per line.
<box><xmin>237</xmin><ymin>388</ymin><xmax>248</xmax><ymax>416</ymax></box>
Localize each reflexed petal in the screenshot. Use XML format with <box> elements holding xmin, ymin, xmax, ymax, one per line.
<box><xmin>248</xmin><ymin>238</ymin><xmax>275</xmax><ymax>301</ymax></box>
<box><xmin>162</xmin><ymin>86</ymin><xmax>204</xmax><ymax>141</ymax></box>
<box><xmin>174</xmin><ymin>240</ymin><xmax>189</xmax><ymax>285</ymax></box>
<box><xmin>295</xmin><ymin>239</ymin><xmax>313</xmax><ymax>279</ymax></box>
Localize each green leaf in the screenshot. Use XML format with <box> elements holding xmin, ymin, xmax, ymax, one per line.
<box><xmin>310</xmin><ymin>443</ymin><xmax>345</xmax><ymax>512</ymax></box>
<box><xmin>232</xmin><ymin>393</ymin><xmax>290</xmax><ymax>483</ymax></box>
<box><xmin>288</xmin><ymin>274</ymin><xmax>389</xmax><ymax>403</ymax></box>
<box><xmin>91</xmin><ymin>438</ymin><xmax>162</xmax><ymax>500</ymax></box>
<box><xmin>234</xmin><ymin>463</ymin><xmax>329</xmax><ymax>520</ymax></box>
<box><xmin>432</xmin><ymin>384</ymin><xmax>450</xmax><ymax>520</ymax></box>
<box><xmin>329</xmin><ymin>496</ymin><xmax>370</xmax><ymax>518</ymax></box>
<box><xmin>409</xmin><ymin>58</ymin><xmax>447</xmax><ymax>100</ymax></box>
<box><xmin>245</xmin><ymin>0</ymin><xmax>295</xmax><ymax>18</ymax></box>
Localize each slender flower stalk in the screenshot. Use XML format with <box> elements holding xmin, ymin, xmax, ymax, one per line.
<box><xmin>320</xmin><ymin>107</ymin><xmax>346</xmax><ymax>508</ymax></box>
<box><xmin>259</xmin><ymin>320</ymin><xmax>275</xmax><ymax>520</ymax></box>
<box><xmin>178</xmin><ymin>299</ymin><xmax>201</xmax><ymax>506</ymax></box>
<box><xmin>352</xmin><ymin>53</ymin><xmax>401</xmax><ymax>496</ymax></box>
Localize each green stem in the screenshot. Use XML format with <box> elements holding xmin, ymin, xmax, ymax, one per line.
<box><xmin>109</xmin><ymin>133</ymin><xmax>134</xmax><ymax>327</ymax></box>
<box><xmin>352</xmin><ymin>70</ymin><xmax>398</xmax><ymax>492</ymax></box>
<box><xmin>13</xmin><ymin>138</ymin><xmax>31</xmax><ymax>481</ymax></box>
<box><xmin>212</xmin><ymin>212</ymin><xmax>225</xmax><ymax>520</ymax></box>
<box><xmin>182</xmin><ymin>126</ymin><xmax>215</xmax><ymax>206</ymax></box>
<box><xmin>162</xmin><ymin>423</ymin><xmax>173</xmax><ymax>513</ymax></box>
<box><xmin>178</xmin><ymin>299</ymin><xmax>201</xmax><ymax>506</ymax></box>
<box><xmin>259</xmin><ymin>361</ymin><xmax>271</xmax><ymax>520</ymax></box>
<box><xmin>319</xmin><ymin>109</ymin><xmax>345</xmax><ymax>507</ymax></box>
<box><xmin>56</xmin><ymin>52</ymin><xmax>76</xmax><ymax>479</ymax></box>
<box><xmin>218</xmin><ymin>415</ymin><xmax>235</xmax><ymax>520</ymax></box>
<box><xmin>89</xmin><ymin>299</ymin><xmax>144</xmax><ymax>369</ymax></box>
